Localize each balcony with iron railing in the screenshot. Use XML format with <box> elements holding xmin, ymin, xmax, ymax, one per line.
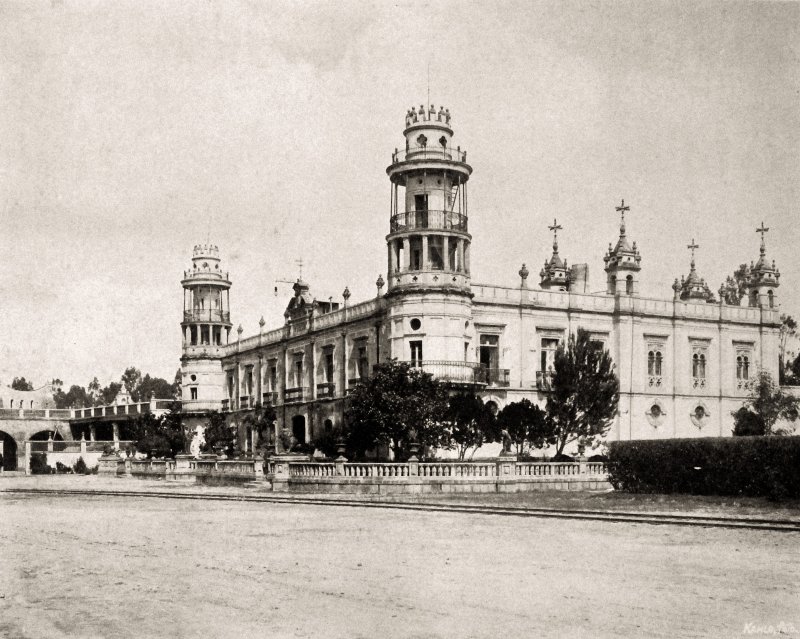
<box><xmin>477</xmin><ymin>367</ymin><xmax>511</xmax><ymax>387</ymax></box>
<box><xmin>183</xmin><ymin>309</ymin><xmax>231</xmax><ymax>323</ymax></box>
<box><xmin>347</xmin><ymin>377</ymin><xmax>369</xmax><ymax>392</ymax></box>
<box><xmin>392</xmin><ymin>145</ymin><xmax>468</xmax><ymax>164</ymax></box>
<box><xmin>316</xmin><ymin>383</ymin><xmax>336</xmax><ymax>399</ymax></box>
<box><xmin>221</xmin><ymin>399</ymin><xmax>230</xmax><ymax>412</ymax></box>
<box><xmin>284</xmin><ymin>387</ymin><xmax>308</xmax><ymax>404</ymax></box>
<box><xmin>407</xmin><ymin>361</ymin><xmax>487</xmax><ymax>387</ymax></box>
<box><xmin>536</xmin><ymin>371</ymin><xmax>553</xmax><ymax>391</ymax></box>
<box><xmin>262</xmin><ymin>391</ymin><xmax>278</xmax><ymax>406</ymax></box>
<box><xmin>390</xmin><ymin>210</ymin><xmax>468</xmax><ymax>234</ymax></box>
<box><xmin>239</xmin><ymin>396</ymin><xmax>254</xmax><ymax>409</ymax></box>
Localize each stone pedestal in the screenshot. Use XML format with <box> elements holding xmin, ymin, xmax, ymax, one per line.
<box><xmin>98</xmin><ymin>452</ymin><xmax>124</xmax><ymax>477</ymax></box>
<box><xmin>270</xmin><ymin>453</ymin><xmax>307</xmax><ymax>492</ymax></box>
<box><xmin>496</xmin><ymin>453</ymin><xmax>518</xmax><ymax>493</ymax></box>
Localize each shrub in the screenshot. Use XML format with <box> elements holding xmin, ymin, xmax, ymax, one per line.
<box><xmin>732</xmin><ymin>407</ymin><xmax>766</xmax><ymax>436</ymax></box>
<box><xmin>73</xmin><ymin>457</ymin><xmax>89</xmax><ymax>475</ymax></box>
<box><xmin>550</xmin><ymin>453</ymin><xmax>575</xmax><ymax>462</ymax></box>
<box><xmin>29</xmin><ymin>452</ymin><xmax>52</xmax><ymax>475</ymax></box>
<box><xmin>55</xmin><ymin>461</ymin><xmax>72</xmax><ymax>474</ymax></box>
<box><xmin>607</xmin><ymin>437</ymin><xmax>800</xmax><ymax>500</ymax></box>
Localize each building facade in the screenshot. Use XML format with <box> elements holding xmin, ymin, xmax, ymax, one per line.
<box><xmin>179</xmin><ymin>104</ymin><xmax>781</xmax><ymax>452</ymax></box>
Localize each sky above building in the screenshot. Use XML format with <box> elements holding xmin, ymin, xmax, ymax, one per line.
<box><xmin>1</xmin><ymin>0</ymin><xmax>798</xmax><ymax>389</ymax></box>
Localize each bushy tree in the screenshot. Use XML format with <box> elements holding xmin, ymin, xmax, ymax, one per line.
<box><xmin>124</xmin><ymin>410</ymin><xmax>185</xmax><ymax>458</ymax></box>
<box><xmin>731</xmin><ymin>406</ymin><xmax>766</xmax><ymax>436</ymax></box>
<box><xmin>497</xmin><ymin>399</ymin><xmax>554</xmax><ymax>456</ymax></box>
<box><xmin>446</xmin><ymin>392</ymin><xmax>498</xmax><ymax>460</ymax></box>
<box><xmin>201</xmin><ymin>411</ymin><xmax>234</xmax><ymax>456</ymax></box>
<box><xmin>779</xmin><ymin>315</ymin><xmax>797</xmax><ymax>384</ymax></box>
<box><xmin>242</xmin><ymin>402</ymin><xmax>277</xmax><ymax>455</ymax></box>
<box><xmin>546</xmin><ymin>329</ymin><xmax>619</xmax><ymax>456</ymax></box>
<box><xmin>346</xmin><ymin>360</ymin><xmax>449</xmax><ymax>460</ymax></box>
<box><xmin>11</xmin><ymin>377</ymin><xmax>34</xmax><ymax>391</ymax></box>
<box><xmin>734</xmin><ymin>371</ymin><xmax>799</xmax><ymax>436</ymax></box>
<box><xmin>719</xmin><ymin>264</ymin><xmax>749</xmax><ymax>306</ymax></box>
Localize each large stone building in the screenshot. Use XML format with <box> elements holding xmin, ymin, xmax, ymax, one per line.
<box><xmin>178</xmin><ymin>104</ymin><xmax>781</xmax><ymax>452</ymax></box>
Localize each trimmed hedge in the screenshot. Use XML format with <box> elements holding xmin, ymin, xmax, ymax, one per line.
<box><xmin>607</xmin><ymin>437</ymin><xmax>800</xmax><ymax>499</ymax></box>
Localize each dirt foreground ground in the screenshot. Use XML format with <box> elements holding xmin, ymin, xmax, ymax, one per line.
<box><xmin>1</xmin><ymin>482</ymin><xmax>798</xmax><ymax>638</ymax></box>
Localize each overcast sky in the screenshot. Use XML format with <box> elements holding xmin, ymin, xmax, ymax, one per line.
<box><xmin>1</xmin><ymin>0</ymin><xmax>798</xmax><ymax>389</ymax></box>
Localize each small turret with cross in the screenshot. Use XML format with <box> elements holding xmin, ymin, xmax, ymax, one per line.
<box><xmin>539</xmin><ymin>218</ymin><xmax>571</xmax><ymax>291</ymax></box>
<box><xmin>603</xmin><ymin>199</ymin><xmax>642</xmax><ymax>295</ymax></box>
<box><xmin>748</xmin><ymin>221</ymin><xmax>779</xmax><ymax>308</ymax></box>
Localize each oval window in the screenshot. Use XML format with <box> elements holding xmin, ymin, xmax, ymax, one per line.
<box><xmin>650</xmin><ymin>405</ymin><xmax>661</xmax><ymax>418</ymax></box>
<box><xmin>190</xmin><ymin>374</ymin><xmax>197</xmax><ymax>382</ymax></box>
<box><xmin>694</xmin><ymin>406</ymin><xmax>705</xmax><ymax>420</ymax></box>
<box><xmin>410</xmin><ymin>318</ymin><xmax>421</xmax><ymax>331</ymax></box>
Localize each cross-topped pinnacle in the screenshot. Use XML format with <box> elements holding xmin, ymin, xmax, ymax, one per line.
<box><xmin>548</xmin><ymin>218</ymin><xmax>563</xmax><ymax>252</ymax></box>
<box><xmin>296</xmin><ymin>258</ymin><xmax>304</xmax><ymax>280</ymax></box>
<box><xmin>615</xmin><ymin>199</ymin><xmax>629</xmax><ymax>234</ymax></box>
<box><xmin>756</xmin><ymin>221</ymin><xmax>769</xmax><ymax>255</ymax></box>
<box><xmin>687</xmin><ymin>238</ymin><xmax>699</xmax><ymax>269</ymax></box>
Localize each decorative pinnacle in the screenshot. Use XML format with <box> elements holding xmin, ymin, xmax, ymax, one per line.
<box><xmin>376</xmin><ymin>274</ymin><xmax>385</xmax><ymax>290</ymax></box>
<box><xmin>342</xmin><ymin>286</ymin><xmax>351</xmax><ymax>301</ymax></box>
<box><xmin>756</xmin><ymin>221</ymin><xmax>769</xmax><ymax>255</ymax></box>
<box><xmin>615</xmin><ymin>199</ymin><xmax>630</xmax><ymax>235</ymax></box>
<box><xmin>687</xmin><ymin>238</ymin><xmax>699</xmax><ymax>270</ymax></box>
<box><xmin>548</xmin><ymin>218</ymin><xmax>563</xmax><ymax>253</ymax></box>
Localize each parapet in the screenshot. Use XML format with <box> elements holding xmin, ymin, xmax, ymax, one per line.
<box><xmin>193</xmin><ymin>243</ymin><xmax>220</xmax><ymax>258</ymax></box>
<box><xmin>405</xmin><ymin>104</ymin><xmax>452</xmax><ymax>128</ymax></box>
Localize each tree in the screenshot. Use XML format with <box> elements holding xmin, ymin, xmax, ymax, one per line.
<box><xmin>445</xmin><ymin>392</ymin><xmax>498</xmax><ymax>460</ymax></box>
<box><xmin>242</xmin><ymin>402</ymin><xmax>277</xmax><ymax>454</ymax></box>
<box><xmin>345</xmin><ymin>360</ymin><xmax>449</xmax><ymax>460</ymax></box>
<box><xmin>201</xmin><ymin>411</ymin><xmax>234</xmax><ymax>456</ymax></box>
<box><xmin>719</xmin><ymin>264</ymin><xmax>749</xmax><ymax>306</ymax></box>
<box><xmin>11</xmin><ymin>377</ymin><xmax>34</xmax><ymax>391</ymax></box>
<box><xmin>497</xmin><ymin>399</ymin><xmax>554</xmax><ymax>456</ymax></box>
<box><xmin>98</xmin><ymin>381</ymin><xmax>121</xmax><ymax>406</ymax></box>
<box><xmin>734</xmin><ymin>371</ymin><xmax>799</xmax><ymax>436</ymax></box>
<box><xmin>731</xmin><ymin>406</ymin><xmax>766</xmax><ymax>436</ymax></box>
<box><xmin>54</xmin><ymin>384</ymin><xmax>91</xmax><ymax>409</ymax></box>
<box><xmin>121</xmin><ymin>367</ymin><xmax>142</xmax><ymax>399</ymax></box>
<box><xmin>546</xmin><ymin>329</ymin><xmax>619</xmax><ymax>456</ymax></box>
<box><xmin>135</xmin><ymin>374</ymin><xmax>175</xmax><ymax>402</ymax></box>
<box><xmin>779</xmin><ymin>314</ymin><xmax>798</xmax><ymax>384</ymax></box>
<box><xmin>124</xmin><ymin>410</ymin><xmax>185</xmax><ymax>458</ymax></box>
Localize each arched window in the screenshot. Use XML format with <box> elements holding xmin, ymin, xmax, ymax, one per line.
<box><xmin>736</xmin><ymin>354</ymin><xmax>750</xmax><ymax>382</ymax></box>
<box><xmin>768</xmin><ymin>290</ymin><xmax>774</xmax><ymax>308</ymax></box>
<box><xmin>648</xmin><ymin>351</ymin><xmax>655</xmax><ymax>375</ymax></box>
<box><xmin>692</xmin><ymin>353</ymin><xmax>706</xmax><ymax>379</ymax></box>
<box><xmin>9</xmin><ymin>399</ymin><xmax>13</xmax><ymax>409</ymax></box>
<box><xmin>626</xmin><ymin>275</ymin><xmax>633</xmax><ymax>294</ymax></box>
<box><xmin>655</xmin><ymin>352</ymin><xmax>663</xmax><ymax>376</ymax></box>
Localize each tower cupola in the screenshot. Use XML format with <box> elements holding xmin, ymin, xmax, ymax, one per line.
<box><xmin>385</xmin><ymin>104</ymin><xmax>473</xmax><ymax>295</ymax></box>
<box><xmin>747</xmin><ymin>222</ymin><xmax>780</xmax><ymax>308</ymax></box>
<box><xmin>539</xmin><ymin>218</ymin><xmax>570</xmax><ymax>291</ymax></box>
<box><xmin>604</xmin><ymin>199</ymin><xmax>642</xmax><ymax>295</ymax></box>
<box><xmin>674</xmin><ymin>239</ymin><xmax>716</xmax><ymax>303</ymax></box>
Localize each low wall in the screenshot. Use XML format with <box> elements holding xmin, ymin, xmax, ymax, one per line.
<box><xmin>273</xmin><ymin>458</ymin><xmax>610</xmax><ymax>494</ymax></box>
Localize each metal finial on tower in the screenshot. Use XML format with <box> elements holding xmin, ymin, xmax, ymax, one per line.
<box><xmin>615</xmin><ymin>199</ymin><xmax>630</xmax><ymax>235</ymax></box>
<box><xmin>548</xmin><ymin>218</ymin><xmax>563</xmax><ymax>253</ymax></box>
<box><xmin>756</xmin><ymin>221</ymin><xmax>769</xmax><ymax>254</ymax></box>
<box><xmin>296</xmin><ymin>258</ymin><xmax>304</xmax><ymax>281</ymax></box>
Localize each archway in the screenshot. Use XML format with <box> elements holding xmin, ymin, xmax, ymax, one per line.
<box><xmin>291</xmin><ymin>415</ymin><xmax>307</xmax><ymax>445</ymax></box>
<box><xmin>0</xmin><ymin>431</ymin><xmax>18</xmax><ymax>471</ymax></box>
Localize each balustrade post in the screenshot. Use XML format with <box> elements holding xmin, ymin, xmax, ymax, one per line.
<box><xmin>495</xmin><ymin>453</ymin><xmax>517</xmax><ymax>492</ymax></box>
<box><xmin>24</xmin><ymin>441</ymin><xmax>31</xmax><ymax>476</ymax></box>
<box><xmin>47</xmin><ymin>433</ymin><xmax>54</xmax><ymax>453</ymax></box>
<box><xmin>80</xmin><ymin>434</ymin><xmax>87</xmax><ymax>455</ymax></box>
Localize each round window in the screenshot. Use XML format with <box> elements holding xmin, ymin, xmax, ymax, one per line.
<box><xmin>650</xmin><ymin>405</ymin><xmax>661</xmax><ymax>418</ymax></box>
<box><xmin>694</xmin><ymin>406</ymin><xmax>705</xmax><ymax>420</ymax></box>
<box><xmin>190</xmin><ymin>374</ymin><xmax>197</xmax><ymax>382</ymax></box>
<box><xmin>410</xmin><ymin>318</ymin><xmax>421</xmax><ymax>331</ymax></box>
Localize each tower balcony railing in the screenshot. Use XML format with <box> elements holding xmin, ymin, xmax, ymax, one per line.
<box><xmin>316</xmin><ymin>382</ymin><xmax>336</xmax><ymax>399</ymax></box>
<box><xmin>478</xmin><ymin>366</ymin><xmax>511</xmax><ymax>387</ymax></box>
<box><xmin>390</xmin><ymin>210</ymin><xmax>468</xmax><ymax>233</ymax></box>
<box><xmin>407</xmin><ymin>360</ymin><xmax>486</xmax><ymax>386</ymax></box>
<box><xmin>392</xmin><ymin>146</ymin><xmax>468</xmax><ymax>163</ymax></box>
<box><xmin>183</xmin><ymin>310</ymin><xmax>230</xmax><ymax>323</ymax></box>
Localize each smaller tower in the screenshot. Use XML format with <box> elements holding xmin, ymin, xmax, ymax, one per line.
<box><xmin>539</xmin><ymin>218</ymin><xmax>570</xmax><ymax>291</ymax></box>
<box><xmin>748</xmin><ymin>222</ymin><xmax>780</xmax><ymax>308</ymax></box>
<box><xmin>674</xmin><ymin>239</ymin><xmax>716</xmax><ymax>303</ymax></box>
<box><xmin>180</xmin><ymin>244</ymin><xmax>232</xmax><ymax>408</ymax></box>
<box><xmin>604</xmin><ymin>199</ymin><xmax>642</xmax><ymax>295</ymax></box>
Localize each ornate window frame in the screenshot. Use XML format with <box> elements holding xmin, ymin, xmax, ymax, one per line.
<box><xmin>690</xmin><ymin>401</ymin><xmax>711</xmax><ymax>429</ymax></box>
<box><xmin>733</xmin><ymin>341</ymin><xmax>754</xmax><ymax>391</ymax></box>
<box><xmin>645</xmin><ymin>398</ymin><xmax>667</xmax><ymax>428</ymax></box>
<box><xmin>690</xmin><ymin>338</ymin><xmax>710</xmax><ymax>389</ymax></box>
<box><xmin>645</xmin><ymin>335</ymin><xmax>667</xmax><ymax>389</ymax></box>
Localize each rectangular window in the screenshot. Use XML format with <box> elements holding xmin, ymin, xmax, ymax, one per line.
<box><xmin>245</xmin><ymin>366</ymin><xmax>254</xmax><ymax>396</ymax></box>
<box><xmin>429</xmin><ymin>236</ymin><xmax>444</xmax><ymax>270</ymax></box>
<box><xmin>414</xmin><ymin>194</ymin><xmax>428</xmax><ymax>228</ymax></box>
<box><xmin>357</xmin><ymin>346</ymin><xmax>369</xmax><ymax>379</ymax></box>
<box><xmin>190</xmin><ymin>387</ymin><xmax>198</xmax><ymax>400</ymax></box>
<box><xmin>449</xmin><ymin>240</ymin><xmax>458</xmax><ymax>271</ymax></box>
<box><xmin>410</xmin><ymin>340</ymin><xmax>423</xmax><ymax>366</ymax></box>
<box><xmin>325</xmin><ymin>352</ymin><xmax>335</xmax><ymax>383</ymax></box>
<box><xmin>294</xmin><ymin>359</ymin><xmax>304</xmax><ymax>388</ymax></box>
<box><xmin>479</xmin><ymin>334</ymin><xmax>499</xmax><ymax>370</ymax></box>
<box><xmin>410</xmin><ymin>237</ymin><xmax>423</xmax><ymax>270</ymax></box>
<box><xmin>541</xmin><ymin>338</ymin><xmax>559</xmax><ymax>372</ymax></box>
<box><xmin>269</xmin><ymin>365</ymin><xmax>277</xmax><ymax>391</ymax></box>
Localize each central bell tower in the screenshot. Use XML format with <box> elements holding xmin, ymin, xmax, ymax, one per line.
<box><xmin>384</xmin><ymin>105</ymin><xmax>475</xmax><ymax>365</ymax></box>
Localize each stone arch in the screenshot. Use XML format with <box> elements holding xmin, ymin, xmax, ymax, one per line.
<box><xmin>0</xmin><ymin>430</ymin><xmax>18</xmax><ymax>471</ymax></box>
<box><xmin>324</xmin><ymin>418</ymin><xmax>333</xmax><ymax>433</ymax></box>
